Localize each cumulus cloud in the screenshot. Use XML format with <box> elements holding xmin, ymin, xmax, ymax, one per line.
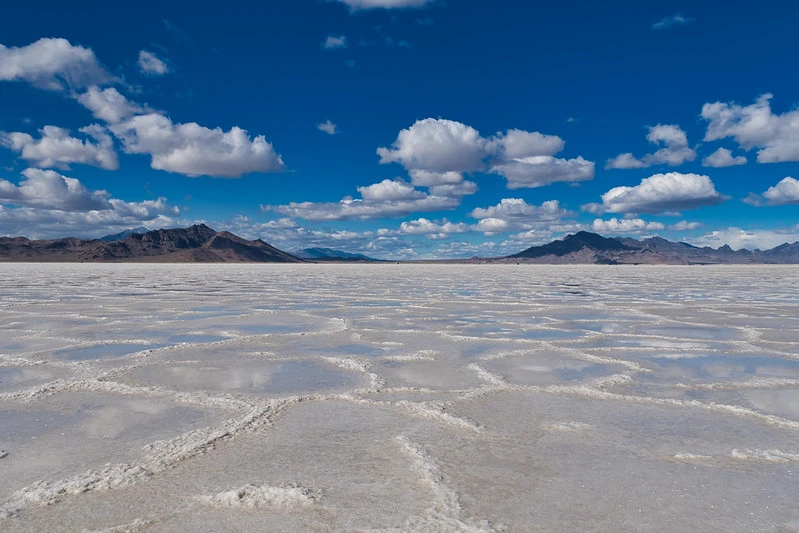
<box><xmin>470</xmin><ymin>198</ymin><xmax>572</xmax><ymax>234</ymax></box>
<box><xmin>762</xmin><ymin>177</ymin><xmax>799</xmax><ymax>205</ymax></box>
<box><xmin>0</xmin><ymin>124</ymin><xmax>118</xmax><ymax>171</ymax></box>
<box><xmin>317</xmin><ymin>120</ymin><xmax>338</xmax><ymax>135</ymax></box>
<box><xmin>74</xmin><ymin>88</ymin><xmax>286</xmax><ymax>178</ymax></box>
<box><xmin>491</xmin><ymin>155</ymin><xmax>594</xmax><ymax>188</ymax></box>
<box><xmin>606</xmin><ymin>124</ymin><xmax>696</xmax><ymax>169</ymax></box>
<box><xmin>702</xmin><ymin>94</ymin><xmax>799</xmax><ymax>163</ymax></box>
<box><xmin>427</xmin><ymin>180</ymin><xmax>478</xmax><ymax>197</ymax></box>
<box><xmin>357</xmin><ymin>178</ymin><xmax>424</xmax><ymax>201</ymax></box>
<box><xmin>0</xmin><ymin>168</ymin><xmax>178</xmax><ymax>238</ymax></box>
<box><xmin>138</xmin><ymin>50</ymin><xmax>169</xmax><ymax>76</ymax></box>
<box><xmin>0</xmin><ymin>38</ymin><xmax>114</xmax><ymax>91</ymax></box>
<box><xmin>110</xmin><ymin>113</ymin><xmax>284</xmax><ymax>178</ymax></box>
<box><xmin>474</xmin><ymin>217</ymin><xmax>509</xmax><ymax>235</ymax></box>
<box><xmin>0</xmin><ymin>168</ymin><xmax>110</xmax><ymax>210</ymax></box>
<box><xmin>77</xmin><ymin>87</ymin><xmax>146</xmax><ymax>124</ymax></box>
<box><xmin>702</xmin><ymin>147</ymin><xmax>747</xmax><ymax>168</ymax></box>
<box><xmin>264</xmin><ymin>193</ymin><xmax>459</xmax><ymax>221</ymax></box>
<box><xmin>138</xmin><ymin>50</ymin><xmax>170</xmax><ymax>75</ymax></box>
<box><xmin>378</xmin><ymin>118</ymin><xmax>488</xmax><ymax>173</ymax></box>
<box><xmin>669</xmin><ymin>220</ymin><xmax>701</xmax><ymax>231</ymax></box>
<box><xmin>490</xmin><ymin>129</ymin><xmax>565</xmax><ymax>159</ymax></box>
<box><xmin>584</xmin><ymin>172</ymin><xmax>727</xmax><ymax>215</ymax></box>
<box><xmin>323</xmin><ymin>36</ymin><xmax>347</xmax><ymax>49</ymax></box>
<box><xmin>652</xmin><ymin>13</ymin><xmax>694</xmax><ymax>30</ymax></box>
<box><xmin>407</xmin><ymin>169</ymin><xmax>463</xmax><ymax>187</ymax></box>
<box><xmin>397</xmin><ymin>217</ymin><xmax>469</xmax><ymax>239</ymax></box>
<box><xmin>332</xmin><ymin>0</ymin><xmax>435</xmax><ymax>10</ymax></box>
<box><xmin>470</xmin><ymin>198</ymin><xmax>568</xmax><ymax>222</ymax></box>
<box><xmin>745</xmin><ymin>177</ymin><xmax>799</xmax><ymax>206</ymax></box>
<box><xmin>379</xmin><ymin>118</ymin><xmax>594</xmax><ymax>189</ymax></box>
<box><xmin>591</xmin><ymin>217</ymin><xmax>665</xmax><ymax>234</ymax></box>
<box><xmin>0</xmin><ymin>38</ymin><xmax>288</xmax><ymax>180</ymax></box>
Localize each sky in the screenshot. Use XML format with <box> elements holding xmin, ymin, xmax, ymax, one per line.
<box><xmin>1</xmin><ymin>0</ymin><xmax>798</xmax><ymax>259</ymax></box>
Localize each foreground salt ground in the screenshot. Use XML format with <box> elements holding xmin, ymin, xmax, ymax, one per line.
<box><xmin>0</xmin><ymin>265</ymin><xmax>798</xmax><ymax>532</ymax></box>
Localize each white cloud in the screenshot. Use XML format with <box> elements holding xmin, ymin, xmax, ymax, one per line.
<box><xmin>584</xmin><ymin>172</ymin><xmax>726</xmax><ymax>215</ymax></box>
<box><xmin>591</xmin><ymin>217</ymin><xmax>665</xmax><ymax>234</ymax></box>
<box><xmin>749</xmin><ymin>177</ymin><xmax>799</xmax><ymax>206</ymax></box>
<box><xmin>491</xmin><ymin>155</ymin><xmax>594</xmax><ymax>189</ymax></box>
<box><xmin>317</xmin><ymin>120</ymin><xmax>338</xmax><ymax>135</ymax></box>
<box><xmin>0</xmin><ymin>38</ymin><xmax>114</xmax><ymax>91</ymax></box>
<box><xmin>332</xmin><ymin>0</ymin><xmax>434</xmax><ymax>10</ymax></box>
<box><xmin>690</xmin><ymin>227</ymin><xmax>799</xmax><ymax>251</ymax></box>
<box><xmin>702</xmin><ymin>147</ymin><xmax>747</xmax><ymax>168</ymax></box>
<box><xmin>428</xmin><ymin>180</ymin><xmax>478</xmax><ymax>197</ymax></box>
<box><xmin>378</xmin><ymin>118</ymin><xmax>488</xmax><ymax>173</ymax></box>
<box><xmin>470</xmin><ymin>198</ymin><xmax>572</xmax><ymax>235</ymax></box>
<box><xmin>668</xmin><ymin>220</ymin><xmax>701</xmax><ymax>231</ymax></box>
<box><xmin>490</xmin><ymin>129</ymin><xmax>564</xmax><ymax>159</ymax></box>
<box><xmin>323</xmin><ymin>36</ymin><xmax>348</xmax><ymax>49</ymax></box>
<box><xmin>77</xmin><ymin>86</ymin><xmax>146</xmax><ymax>124</ymax></box>
<box><xmin>0</xmin><ymin>168</ymin><xmax>178</xmax><ymax>238</ymax></box>
<box><xmin>470</xmin><ymin>198</ymin><xmax>568</xmax><ymax>222</ymax></box>
<box><xmin>604</xmin><ymin>153</ymin><xmax>647</xmax><ymax>170</ymax></box>
<box><xmin>110</xmin><ymin>113</ymin><xmax>285</xmax><ymax>178</ymax></box>
<box><xmin>606</xmin><ymin>124</ymin><xmax>696</xmax><ymax>169</ymax></box>
<box><xmin>702</xmin><ymin>94</ymin><xmax>799</xmax><ymax>163</ymax></box>
<box><xmin>407</xmin><ymin>169</ymin><xmax>464</xmax><ymax>187</ymax></box>
<box><xmin>398</xmin><ymin>217</ymin><xmax>469</xmax><ymax>238</ymax></box>
<box><xmin>378</xmin><ymin>118</ymin><xmax>594</xmax><ymax>189</ymax></box>
<box><xmin>652</xmin><ymin>13</ymin><xmax>693</xmax><ymax>30</ymax></box>
<box><xmin>474</xmin><ymin>217</ymin><xmax>509</xmax><ymax>235</ymax></box>
<box><xmin>0</xmin><ymin>124</ymin><xmax>118</xmax><ymax>171</ymax></box>
<box><xmin>138</xmin><ymin>50</ymin><xmax>170</xmax><ymax>76</ymax></box>
<box><xmin>357</xmin><ymin>178</ymin><xmax>424</xmax><ymax>201</ymax></box>
<box><xmin>264</xmin><ymin>194</ymin><xmax>459</xmax><ymax>221</ymax></box>
<box><xmin>0</xmin><ymin>168</ymin><xmax>110</xmax><ymax>210</ymax></box>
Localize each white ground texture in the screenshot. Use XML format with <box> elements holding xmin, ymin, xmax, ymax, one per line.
<box><xmin>1</xmin><ymin>264</ymin><xmax>798</xmax><ymax>532</ymax></box>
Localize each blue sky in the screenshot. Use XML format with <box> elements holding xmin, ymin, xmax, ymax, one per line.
<box><xmin>1</xmin><ymin>0</ymin><xmax>798</xmax><ymax>258</ymax></box>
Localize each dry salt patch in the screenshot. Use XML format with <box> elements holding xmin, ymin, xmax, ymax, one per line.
<box><xmin>730</xmin><ymin>449</ymin><xmax>799</xmax><ymax>463</ymax></box>
<box><xmin>81</xmin><ymin>518</ymin><xmax>152</xmax><ymax>533</ymax></box>
<box><xmin>198</xmin><ymin>484</ymin><xmax>319</xmax><ymax>508</ymax></box>
<box><xmin>389</xmin><ymin>435</ymin><xmax>496</xmax><ymax>533</ymax></box>
<box><xmin>545</xmin><ymin>421</ymin><xmax>593</xmax><ymax>433</ymax></box>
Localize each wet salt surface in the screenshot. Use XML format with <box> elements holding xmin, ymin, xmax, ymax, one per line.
<box><xmin>1</xmin><ymin>264</ymin><xmax>798</xmax><ymax>532</ymax></box>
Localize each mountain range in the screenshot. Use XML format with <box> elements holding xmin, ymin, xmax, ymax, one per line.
<box><xmin>0</xmin><ymin>224</ymin><xmax>299</xmax><ymax>263</ymax></box>
<box><xmin>501</xmin><ymin>231</ymin><xmax>799</xmax><ymax>264</ymax></box>
<box><xmin>2</xmin><ymin>226</ymin><xmax>799</xmax><ymax>264</ymax></box>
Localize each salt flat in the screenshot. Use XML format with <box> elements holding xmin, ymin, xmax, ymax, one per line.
<box><xmin>1</xmin><ymin>264</ymin><xmax>798</xmax><ymax>532</ymax></box>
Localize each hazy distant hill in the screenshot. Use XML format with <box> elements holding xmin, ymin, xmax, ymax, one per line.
<box><xmin>504</xmin><ymin>231</ymin><xmax>799</xmax><ymax>264</ymax></box>
<box><xmin>99</xmin><ymin>227</ymin><xmax>150</xmax><ymax>242</ymax></box>
<box><xmin>0</xmin><ymin>224</ymin><xmax>301</xmax><ymax>263</ymax></box>
<box><xmin>293</xmin><ymin>247</ymin><xmax>379</xmax><ymax>262</ymax></box>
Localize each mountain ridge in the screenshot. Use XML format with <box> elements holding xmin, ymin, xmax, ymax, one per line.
<box><xmin>502</xmin><ymin>232</ymin><xmax>799</xmax><ymax>264</ymax></box>
<box><xmin>2</xmin><ymin>227</ymin><xmax>799</xmax><ymax>264</ymax></box>
<box><xmin>0</xmin><ymin>224</ymin><xmax>301</xmax><ymax>263</ymax></box>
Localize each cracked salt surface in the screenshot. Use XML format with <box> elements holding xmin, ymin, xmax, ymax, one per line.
<box><xmin>1</xmin><ymin>263</ymin><xmax>798</xmax><ymax>531</ymax></box>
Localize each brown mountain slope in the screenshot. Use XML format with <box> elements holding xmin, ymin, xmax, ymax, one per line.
<box><xmin>0</xmin><ymin>224</ymin><xmax>302</xmax><ymax>263</ymax></box>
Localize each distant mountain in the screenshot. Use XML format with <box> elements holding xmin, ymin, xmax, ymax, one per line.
<box><xmin>293</xmin><ymin>247</ymin><xmax>379</xmax><ymax>262</ymax></box>
<box><xmin>0</xmin><ymin>224</ymin><xmax>301</xmax><ymax>263</ymax></box>
<box><xmin>504</xmin><ymin>231</ymin><xmax>799</xmax><ymax>264</ymax></box>
<box><xmin>99</xmin><ymin>227</ymin><xmax>150</xmax><ymax>242</ymax></box>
